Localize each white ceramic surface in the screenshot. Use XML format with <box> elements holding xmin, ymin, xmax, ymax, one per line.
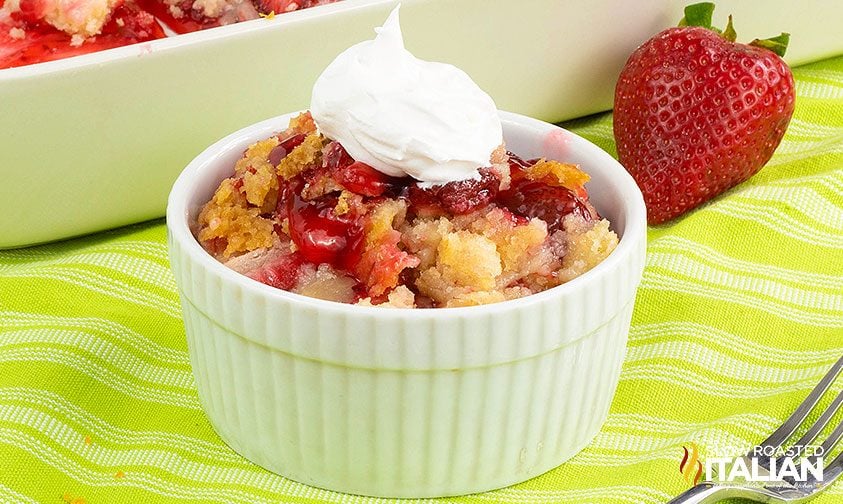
<box><xmin>3</xmin><ymin>0</ymin><xmax>842</xmax><ymax>248</ymax></box>
<box><xmin>166</xmin><ymin>110</ymin><xmax>647</xmax><ymax>497</ymax></box>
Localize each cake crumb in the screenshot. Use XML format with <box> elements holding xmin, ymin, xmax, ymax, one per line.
<box><xmin>196</xmin><ymin>178</ymin><xmax>274</xmax><ymax>258</ymax></box>
<box><xmin>400</xmin><ymin>217</ymin><xmax>453</xmax><ymax>270</ymax></box>
<box><xmin>277</xmin><ymin>133</ymin><xmax>323</xmax><ymax>180</ymax></box>
<box><xmin>357</xmin><ymin>285</ymin><xmax>416</xmax><ymax>308</ymax></box>
<box><xmin>415</xmin><ymin>230</ymin><xmax>503</xmax><ymax>305</ymax></box>
<box><xmin>356</xmin><ymin>199</ymin><xmax>419</xmax><ymax>297</ymax></box>
<box><xmin>437</xmin><ymin>231</ymin><xmax>501</xmax><ymax>291</ymax></box>
<box><xmin>296</xmin><ymin>265</ymin><xmax>358</xmax><ymax>303</ymax></box>
<box><xmin>168</xmin><ymin>4</ymin><xmax>184</xmax><ymax>18</ymax></box>
<box><xmin>557</xmin><ymin>216</ymin><xmax>618</xmax><ymax>282</ymax></box>
<box><xmin>523</xmin><ymin>159</ymin><xmax>590</xmax><ymax>189</ymax></box>
<box><xmin>334</xmin><ymin>190</ymin><xmax>354</xmax><ymax>215</ymax></box>
<box><xmin>490</xmin><ymin>144</ymin><xmax>511</xmax><ymax>190</ymax></box>
<box><xmin>237</xmin><ymin>137</ymin><xmax>280</xmax><ymax>211</ymax></box>
<box><xmin>8</xmin><ymin>27</ymin><xmax>25</xmax><ymax>40</ymax></box>
<box><xmin>445</xmin><ymin>290</ymin><xmax>506</xmax><ymax>307</ymax></box>
<box><xmin>192</xmin><ymin>0</ymin><xmax>228</xmax><ymax>18</ymax></box>
<box><xmin>289</xmin><ymin>111</ymin><xmax>316</xmax><ymax>134</ymax></box>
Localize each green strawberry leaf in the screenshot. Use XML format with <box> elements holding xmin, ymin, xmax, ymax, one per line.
<box><xmin>750</xmin><ymin>33</ymin><xmax>790</xmax><ymax>57</ymax></box>
<box><xmin>678</xmin><ymin>2</ymin><xmax>715</xmax><ymax>29</ymax></box>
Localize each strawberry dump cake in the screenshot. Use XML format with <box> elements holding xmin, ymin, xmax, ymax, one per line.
<box><xmin>194</xmin><ymin>7</ymin><xmax>618</xmax><ymax>308</ymax></box>
<box><xmin>0</xmin><ymin>0</ymin><xmax>165</xmax><ymax>68</ymax></box>
<box><xmin>0</xmin><ymin>0</ymin><xmax>338</xmax><ymax>68</ymax></box>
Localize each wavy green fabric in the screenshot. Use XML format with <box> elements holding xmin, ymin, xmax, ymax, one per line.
<box><xmin>1</xmin><ymin>54</ymin><xmax>842</xmax><ymax>504</ymax></box>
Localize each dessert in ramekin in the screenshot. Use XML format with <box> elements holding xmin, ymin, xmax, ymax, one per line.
<box><xmin>193</xmin><ymin>110</ymin><xmax>620</xmax><ymax>308</ymax></box>
<box><xmin>167</xmin><ymin>6</ymin><xmax>646</xmax><ymax>498</ymax></box>
<box><xmin>168</xmin><ymin>109</ymin><xmax>646</xmax><ymax>497</ymax></box>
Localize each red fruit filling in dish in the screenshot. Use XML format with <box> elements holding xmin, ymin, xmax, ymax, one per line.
<box><xmin>136</xmin><ymin>0</ymin><xmax>337</xmax><ymax>33</ymax></box>
<box><xmin>0</xmin><ymin>1</ymin><xmax>165</xmax><ymax>69</ymax></box>
<box><xmin>0</xmin><ymin>0</ymin><xmax>339</xmax><ymax>68</ymax></box>
<box><xmin>195</xmin><ymin>112</ymin><xmax>619</xmax><ymax>308</ymax></box>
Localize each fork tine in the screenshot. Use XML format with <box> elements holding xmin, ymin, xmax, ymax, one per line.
<box><xmin>791</xmin><ymin>388</ymin><xmax>843</xmax><ymax>451</ymax></box>
<box><xmin>803</xmin><ymin>444</ymin><xmax>843</xmax><ymax>492</ymax></box>
<box><xmin>816</xmin><ymin>417</ymin><xmax>843</xmax><ymax>463</ymax></box>
<box><xmin>747</xmin><ymin>355</ymin><xmax>843</xmax><ymax>458</ymax></box>
<box><xmin>796</xmin><ymin>402</ymin><xmax>843</xmax><ymax>480</ymax></box>
<box><xmin>759</xmin><ymin>388</ymin><xmax>843</xmax><ymax>472</ymax></box>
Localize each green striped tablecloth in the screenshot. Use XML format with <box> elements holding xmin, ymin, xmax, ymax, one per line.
<box><xmin>1</xmin><ymin>54</ymin><xmax>842</xmax><ymax>504</ymax></box>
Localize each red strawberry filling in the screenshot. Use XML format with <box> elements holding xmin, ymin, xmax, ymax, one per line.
<box><xmin>250</xmin><ymin>251</ymin><xmax>304</xmax><ymax>290</ymax></box>
<box><xmin>286</xmin><ymin>193</ymin><xmax>365</xmax><ymax>269</ymax></box>
<box><xmin>323</xmin><ymin>142</ymin><xmax>403</xmax><ymax>197</ymax></box>
<box><xmin>0</xmin><ymin>2</ymin><xmax>165</xmax><ymax>69</ymax></box>
<box><xmin>498</xmin><ymin>181</ymin><xmax>592</xmax><ymax>233</ymax></box>
<box><xmin>0</xmin><ymin>0</ymin><xmax>339</xmax><ymax>68</ymax></box>
<box><xmin>269</xmin><ymin>133</ymin><xmax>307</xmax><ymax>166</ymax></box>
<box><xmin>406</xmin><ymin>168</ymin><xmax>500</xmax><ymax>217</ymax></box>
<box><xmin>499</xmin><ymin>152</ymin><xmax>597</xmax><ymax>231</ymax></box>
<box><xmin>136</xmin><ymin>0</ymin><xmax>336</xmax><ymax>34</ymax></box>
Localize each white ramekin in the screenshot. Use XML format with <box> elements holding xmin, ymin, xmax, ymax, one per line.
<box><xmin>166</xmin><ymin>111</ymin><xmax>647</xmax><ymax>498</ymax></box>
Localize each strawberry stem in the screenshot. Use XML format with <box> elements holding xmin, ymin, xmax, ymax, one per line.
<box><xmin>678</xmin><ymin>2</ymin><xmax>714</xmax><ymax>29</ymax></box>
<box><xmin>750</xmin><ymin>33</ymin><xmax>790</xmax><ymax>57</ymax></box>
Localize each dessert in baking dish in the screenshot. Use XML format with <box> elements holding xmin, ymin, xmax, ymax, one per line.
<box><xmin>3</xmin><ymin>0</ymin><xmax>124</xmax><ymax>37</ymax></box>
<box><xmin>0</xmin><ymin>0</ymin><xmax>337</xmax><ymax>68</ymax></box>
<box><xmin>194</xmin><ymin>7</ymin><xmax>618</xmax><ymax>308</ymax></box>
<box><xmin>0</xmin><ymin>0</ymin><xmax>165</xmax><ymax>68</ymax></box>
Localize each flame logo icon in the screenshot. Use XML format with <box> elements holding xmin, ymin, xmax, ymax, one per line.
<box><xmin>680</xmin><ymin>443</ymin><xmax>703</xmax><ymax>485</ymax></box>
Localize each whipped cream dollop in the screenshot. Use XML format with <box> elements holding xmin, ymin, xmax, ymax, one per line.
<box><xmin>310</xmin><ymin>6</ymin><xmax>502</xmax><ymax>186</ymax></box>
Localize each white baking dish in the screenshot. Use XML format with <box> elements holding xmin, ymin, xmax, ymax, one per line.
<box><xmin>3</xmin><ymin>0</ymin><xmax>842</xmax><ymax>248</ymax></box>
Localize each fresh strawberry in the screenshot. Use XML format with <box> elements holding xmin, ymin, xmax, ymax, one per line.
<box><xmin>613</xmin><ymin>2</ymin><xmax>795</xmax><ymax>224</ymax></box>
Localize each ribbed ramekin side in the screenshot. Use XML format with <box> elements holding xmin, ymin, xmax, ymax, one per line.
<box><xmin>335</xmin><ymin>298</ymin><xmax>635</xmax><ymax>497</ymax></box>
<box><xmin>168</xmin><ymin>216</ymin><xmax>644</xmax><ymax>498</ymax></box>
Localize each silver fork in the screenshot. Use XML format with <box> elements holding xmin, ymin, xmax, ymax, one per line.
<box><xmin>668</xmin><ymin>354</ymin><xmax>843</xmax><ymax>503</ymax></box>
